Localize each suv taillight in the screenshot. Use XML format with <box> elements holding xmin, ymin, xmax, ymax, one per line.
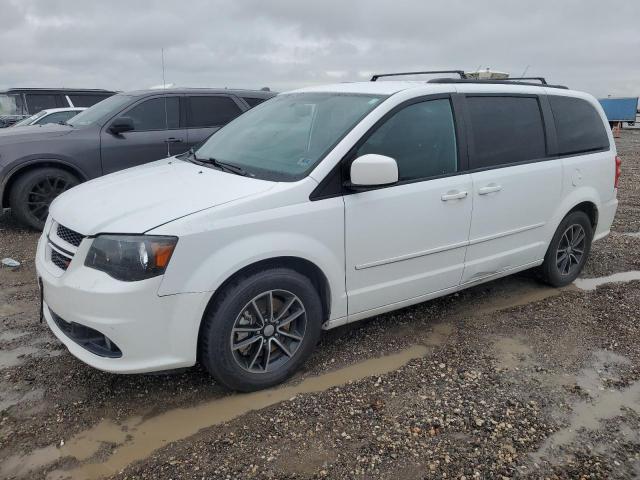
<box><xmin>614</xmin><ymin>155</ymin><xmax>622</xmax><ymax>189</ymax></box>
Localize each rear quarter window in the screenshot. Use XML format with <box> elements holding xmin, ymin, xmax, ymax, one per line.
<box><xmin>549</xmin><ymin>96</ymin><xmax>610</xmax><ymax>155</ymax></box>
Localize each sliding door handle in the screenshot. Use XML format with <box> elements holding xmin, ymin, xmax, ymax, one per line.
<box><xmin>478</xmin><ymin>184</ymin><xmax>502</xmax><ymax>195</ymax></box>
<box><xmin>441</xmin><ymin>190</ymin><xmax>468</xmax><ymax>201</ymax></box>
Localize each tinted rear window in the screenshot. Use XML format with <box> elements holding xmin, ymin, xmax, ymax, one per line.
<box><xmin>187</xmin><ymin>96</ymin><xmax>242</xmax><ymax>128</ymax></box>
<box><xmin>25</xmin><ymin>94</ymin><xmax>60</xmax><ymax>113</ymax></box>
<box><xmin>242</xmin><ymin>97</ymin><xmax>266</xmax><ymax>108</ymax></box>
<box><xmin>549</xmin><ymin>96</ymin><xmax>609</xmax><ymax>155</ymax></box>
<box><xmin>468</xmin><ymin>96</ymin><xmax>546</xmax><ymax>169</ymax></box>
<box><xmin>69</xmin><ymin>94</ymin><xmax>113</xmax><ymax>107</ymax></box>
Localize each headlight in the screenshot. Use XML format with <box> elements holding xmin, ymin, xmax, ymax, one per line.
<box><xmin>84</xmin><ymin>235</ymin><xmax>178</xmax><ymax>281</ymax></box>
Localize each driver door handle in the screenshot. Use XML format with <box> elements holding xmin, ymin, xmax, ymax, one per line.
<box><xmin>478</xmin><ymin>184</ymin><xmax>502</xmax><ymax>195</ymax></box>
<box><xmin>441</xmin><ymin>190</ymin><xmax>468</xmax><ymax>201</ymax></box>
<box><xmin>164</xmin><ymin>137</ymin><xmax>183</xmax><ymax>144</ymax></box>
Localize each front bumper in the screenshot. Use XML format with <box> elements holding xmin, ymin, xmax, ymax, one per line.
<box><xmin>35</xmin><ymin>227</ymin><xmax>211</xmax><ymax>374</ymax></box>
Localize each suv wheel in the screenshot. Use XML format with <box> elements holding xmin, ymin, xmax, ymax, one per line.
<box><xmin>9</xmin><ymin>167</ymin><xmax>79</xmax><ymax>230</ymax></box>
<box><xmin>540</xmin><ymin>211</ymin><xmax>593</xmax><ymax>287</ymax></box>
<box><xmin>200</xmin><ymin>268</ymin><xmax>323</xmax><ymax>391</ymax></box>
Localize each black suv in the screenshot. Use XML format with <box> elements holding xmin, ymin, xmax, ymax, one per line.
<box><xmin>0</xmin><ymin>88</ymin><xmax>276</xmax><ymax>229</ymax></box>
<box><xmin>0</xmin><ymin>88</ymin><xmax>116</xmax><ymax>128</ymax></box>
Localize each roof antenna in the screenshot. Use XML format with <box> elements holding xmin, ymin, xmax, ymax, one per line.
<box><xmin>161</xmin><ymin>48</ymin><xmax>171</xmax><ymax>157</ymax></box>
<box><xmin>520</xmin><ymin>65</ymin><xmax>530</xmax><ymax>77</ymax></box>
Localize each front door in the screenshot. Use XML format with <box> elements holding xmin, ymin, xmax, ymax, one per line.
<box><xmin>100</xmin><ymin>95</ymin><xmax>186</xmax><ymax>174</ymax></box>
<box><xmin>344</xmin><ymin>97</ymin><xmax>473</xmax><ymax>315</ymax></box>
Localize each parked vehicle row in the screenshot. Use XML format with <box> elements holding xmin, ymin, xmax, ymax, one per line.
<box><xmin>0</xmin><ymin>88</ymin><xmax>115</xmax><ymax>127</ymax></box>
<box><xmin>0</xmin><ymin>88</ymin><xmax>276</xmax><ymax>229</ymax></box>
<box><xmin>35</xmin><ymin>72</ymin><xmax>619</xmax><ymax>391</ymax></box>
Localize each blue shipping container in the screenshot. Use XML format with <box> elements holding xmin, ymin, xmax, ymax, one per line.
<box><xmin>598</xmin><ymin>97</ymin><xmax>638</xmax><ymax>122</ymax></box>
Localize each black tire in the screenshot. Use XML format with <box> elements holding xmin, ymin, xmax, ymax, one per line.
<box><xmin>200</xmin><ymin>268</ymin><xmax>323</xmax><ymax>391</ymax></box>
<box><xmin>539</xmin><ymin>211</ymin><xmax>593</xmax><ymax>287</ymax></box>
<box><xmin>9</xmin><ymin>167</ymin><xmax>79</xmax><ymax>230</ymax></box>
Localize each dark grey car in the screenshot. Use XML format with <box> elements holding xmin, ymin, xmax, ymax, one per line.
<box><xmin>0</xmin><ymin>88</ymin><xmax>276</xmax><ymax>229</ymax></box>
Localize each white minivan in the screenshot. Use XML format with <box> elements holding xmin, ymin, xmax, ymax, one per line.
<box><xmin>36</xmin><ymin>72</ymin><xmax>620</xmax><ymax>391</ymax></box>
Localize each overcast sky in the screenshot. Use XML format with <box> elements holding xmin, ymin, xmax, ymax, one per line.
<box><xmin>1</xmin><ymin>0</ymin><xmax>639</xmax><ymax>98</ymax></box>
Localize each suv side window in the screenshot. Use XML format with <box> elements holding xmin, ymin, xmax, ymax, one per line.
<box><xmin>242</xmin><ymin>97</ymin><xmax>266</xmax><ymax>108</ymax></box>
<box><xmin>187</xmin><ymin>96</ymin><xmax>243</xmax><ymax>128</ymax></box>
<box><xmin>467</xmin><ymin>96</ymin><xmax>546</xmax><ymax>169</ymax></box>
<box><xmin>124</xmin><ymin>97</ymin><xmax>180</xmax><ymax>131</ymax></box>
<box><xmin>69</xmin><ymin>94</ymin><xmax>113</xmax><ymax>107</ymax></box>
<box><xmin>356</xmin><ymin>98</ymin><xmax>457</xmax><ymax>182</ymax></box>
<box><xmin>25</xmin><ymin>94</ymin><xmax>60</xmax><ymax>113</ymax></box>
<box><xmin>549</xmin><ymin>96</ymin><xmax>609</xmax><ymax>155</ymax></box>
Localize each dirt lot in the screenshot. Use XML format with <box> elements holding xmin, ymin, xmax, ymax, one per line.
<box><xmin>1</xmin><ymin>130</ymin><xmax>640</xmax><ymax>480</ymax></box>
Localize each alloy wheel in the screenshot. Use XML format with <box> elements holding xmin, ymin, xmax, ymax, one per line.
<box><xmin>27</xmin><ymin>175</ymin><xmax>73</xmax><ymax>222</ymax></box>
<box><xmin>230</xmin><ymin>289</ymin><xmax>307</xmax><ymax>373</ymax></box>
<box><xmin>556</xmin><ymin>224</ymin><xmax>586</xmax><ymax>276</ymax></box>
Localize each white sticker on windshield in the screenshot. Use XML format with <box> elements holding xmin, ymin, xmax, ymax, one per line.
<box><xmin>368</xmin><ymin>98</ymin><xmax>381</xmax><ymax>105</ymax></box>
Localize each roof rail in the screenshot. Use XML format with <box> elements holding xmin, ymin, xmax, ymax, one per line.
<box><xmin>427</xmin><ymin>78</ymin><xmax>568</xmax><ymax>90</ymax></box>
<box><xmin>502</xmin><ymin>77</ymin><xmax>547</xmax><ymax>85</ymax></box>
<box><xmin>371</xmin><ymin>70</ymin><xmax>467</xmax><ymax>81</ymax></box>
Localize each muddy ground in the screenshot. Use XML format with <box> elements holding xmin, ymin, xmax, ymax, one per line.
<box><xmin>1</xmin><ymin>130</ymin><xmax>640</xmax><ymax>480</ymax></box>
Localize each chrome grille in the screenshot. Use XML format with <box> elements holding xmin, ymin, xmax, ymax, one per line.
<box><xmin>56</xmin><ymin>224</ymin><xmax>84</xmax><ymax>247</ymax></box>
<box><xmin>51</xmin><ymin>249</ymin><xmax>71</xmax><ymax>270</ymax></box>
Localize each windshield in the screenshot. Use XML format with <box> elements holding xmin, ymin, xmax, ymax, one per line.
<box><xmin>12</xmin><ymin>110</ymin><xmax>47</xmax><ymax>127</ymax></box>
<box><xmin>194</xmin><ymin>92</ymin><xmax>387</xmax><ymax>180</ymax></box>
<box><xmin>0</xmin><ymin>94</ymin><xmax>21</xmax><ymax>116</ymax></box>
<box><xmin>67</xmin><ymin>94</ymin><xmax>132</xmax><ymax>127</ymax></box>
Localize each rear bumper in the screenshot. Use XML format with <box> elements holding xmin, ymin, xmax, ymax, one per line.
<box><xmin>594</xmin><ymin>196</ymin><xmax>618</xmax><ymax>241</ymax></box>
<box><xmin>36</xmin><ymin>231</ymin><xmax>212</xmax><ymax>374</ymax></box>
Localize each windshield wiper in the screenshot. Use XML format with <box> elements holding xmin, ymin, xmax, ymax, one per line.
<box><xmin>185</xmin><ymin>150</ymin><xmax>251</xmax><ymax>177</ymax></box>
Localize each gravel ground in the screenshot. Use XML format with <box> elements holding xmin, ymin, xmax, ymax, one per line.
<box><xmin>1</xmin><ymin>130</ymin><xmax>639</xmax><ymax>479</ymax></box>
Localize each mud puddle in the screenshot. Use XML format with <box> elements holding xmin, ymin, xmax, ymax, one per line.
<box><xmin>2</xmin><ymin>344</ymin><xmax>429</xmax><ymax>480</ymax></box>
<box><xmin>532</xmin><ymin>350</ymin><xmax>640</xmax><ymax>464</ymax></box>
<box><xmin>574</xmin><ymin>271</ymin><xmax>640</xmax><ymax>291</ymax></box>
<box><xmin>492</xmin><ymin>336</ymin><xmax>535</xmax><ymax>371</ymax></box>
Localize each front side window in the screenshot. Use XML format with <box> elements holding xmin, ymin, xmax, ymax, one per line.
<box><xmin>549</xmin><ymin>96</ymin><xmax>609</xmax><ymax>155</ymax></box>
<box><xmin>467</xmin><ymin>96</ymin><xmax>546</xmax><ymax>169</ymax></box>
<box><xmin>122</xmin><ymin>97</ymin><xmax>180</xmax><ymax>131</ymax></box>
<box><xmin>355</xmin><ymin>98</ymin><xmax>457</xmax><ymax>181</ymax></box>
<box><xmin>67</xmin><ymin>94</ymin><xmax>133</xmax><ymax>127</ymax></box>
<box><xmin>187</xmin><ymin>96</ymin><xmax>243</xmax><ymax>128</ymax></box>
<box><xmin>195</xmin><ymin>92</ymin><xmax>386</xmax><ymax>180</ymax></box>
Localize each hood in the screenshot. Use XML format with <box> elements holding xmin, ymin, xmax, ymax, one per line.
<box><xmin>0</xmin><ymin>123</ymin><xmax>73</xmax><ymax>144</ymax></box>
<box><xmin>49</xmin><ymin>158</ymin><xmax>275</xmax><ymax>235</ymax></box>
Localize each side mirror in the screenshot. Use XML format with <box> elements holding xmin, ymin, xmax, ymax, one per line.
<box><xmin>350</xmin><ymin>154</ymin><xmax>399</xmax><ymax>187</ymax></box>
<box><xmin>109</xmin><ymin>117</ymin><xmax>135</xmax><ymax>135</ymax></box>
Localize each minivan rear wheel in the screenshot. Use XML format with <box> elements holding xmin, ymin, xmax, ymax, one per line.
<box><xmin>200</xmin><ymin>268</ymin><xmax>323</xmax><ymax>391</ymax></box>
<box><xmin>540</xmin><ymin>211</ymin><xmax>593</xmax><ymax>287</ymax></box>
<box><xmin>9</xmin><ymin>167</ymin><xmax>79</xmax><ymax>230</ymax></box>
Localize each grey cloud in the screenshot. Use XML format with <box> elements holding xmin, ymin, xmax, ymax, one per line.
<box><xmin>1</xmin><ymin>0</ymin><xmax>639</xmax><ymax>97</ymax></box>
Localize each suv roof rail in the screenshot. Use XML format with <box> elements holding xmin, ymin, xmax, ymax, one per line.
<box><xmin>371</xmin><ymin>70</ymin><xmax>467</xmax><ymax>81</ymax></box>
<box><xmin>502</xmin><ymin>77</ymin><xmax>547</xmax><ymax>84</ymax></box>
<box><xmin>427</xmin><ymin>78</ymin><xmax>568</xmax><ymax>90</ymax></box>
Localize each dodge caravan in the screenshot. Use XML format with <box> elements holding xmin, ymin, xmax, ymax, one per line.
<box><xmin>36</xmin><ymin>72</ymin><xmax>619</xmax><ymax>391</ymax></box>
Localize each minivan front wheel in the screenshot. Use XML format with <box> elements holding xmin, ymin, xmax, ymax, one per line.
<box><xmin>540</xmin><ymin>211</ymin><xmax>593</xmax><ymax>287</ymax></box>
<box><xmin>200</xmin><ymin>268</ymin><xmax>323</xmax><ymax>391</ymax></box>
<box><xmin>9</xmin><ymin>167</ymin><xmax>79</xmax><ymax>230</ymax></box>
